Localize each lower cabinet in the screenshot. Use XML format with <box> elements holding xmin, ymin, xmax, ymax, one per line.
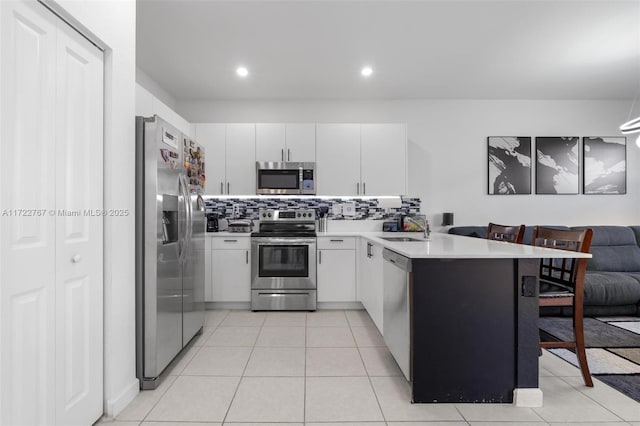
<box><xmin>357</xmin><ymin>239</ymin><xmax>384</xmax><ymax>333</ymax></box>
<box><xmin>317</xmin><ymin>237</ymin><xmax>357</xmax><ymax>302</ymax></box>
<box><xmin>207</xmin><ymin>236</ymin><xmax>251</xmax><ymax>302</ymax></box>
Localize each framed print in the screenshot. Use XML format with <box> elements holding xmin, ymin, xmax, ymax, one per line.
<box><xmin>535</xmin><ymin>137</ymin><xmax>579</xmax><ymax>194</ymax></box>
<box><xmin>583</xmin><ymin>137</ymin><xmax>626</xmax><ymax>194</ymax></box>
<box><xmin>487</xmin><ymin>136</ymin><xmax>531</xmax><ymax>194</ymax></box>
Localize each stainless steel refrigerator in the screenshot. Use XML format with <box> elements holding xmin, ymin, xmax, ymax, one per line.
<box><xmin>135</xmin><ymin>115</ymin><xmax>206</xmax><ymax>389</ymax></box>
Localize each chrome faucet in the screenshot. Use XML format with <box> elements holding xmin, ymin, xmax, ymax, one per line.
<box><xmin>405</xmin><ymin>216</ymin><xmax>431</xmax><ymax>240</ymax></box>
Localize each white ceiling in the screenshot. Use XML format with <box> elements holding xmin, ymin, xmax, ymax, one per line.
<box><xmin>136</xmin><ymin>0</ymin><xmax>640</xmax><ymax>101</ymax></box>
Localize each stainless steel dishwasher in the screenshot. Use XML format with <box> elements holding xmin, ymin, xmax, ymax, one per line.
<box><xmin>382</xmin><ymin>248</ymin><xmax>412</xmax><ymax>381</ymax></box>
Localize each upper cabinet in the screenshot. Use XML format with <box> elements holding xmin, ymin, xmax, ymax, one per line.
<box><xmin>195</xmin><ymin>123</ymin><xmax>226</xmax><ymax>195</ymax></box>
<box><xmin>135</xmin><ymin>83</ymin><xmax>195</xmax><ymax>139</ymax></box>
<box><xmin>195</xmin><ymin>123</ymin><xmax>256</xmax><ymax>195</ymax></box>
<box><xmin>361</xmin><ymin>124</ymin><xmax>407</xmax><ymax>196</ymax></box>
<box><xmin>316</xmin><ymin>124</ymin><xmax>361</xmax><ymax>195</ymax></box>
<box><xmin>316</xmin><ymin>123</ymin><xmax>407</xmax><ymax>196</ymax></box>
<box><xmin>226</xmin><ymin>124</ymin><xmax>256</xmax><ymax>195</ymax></box>
<box><xmin>256</xmin><ymin>123</ymin><xmax>315</xmax><ymax>162</ymax></box>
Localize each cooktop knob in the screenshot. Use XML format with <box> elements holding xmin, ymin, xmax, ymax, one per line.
<box><xmin>268</xmin><ymin>212</ymin><xmax>272</xmax><ymax>217</ymax></box>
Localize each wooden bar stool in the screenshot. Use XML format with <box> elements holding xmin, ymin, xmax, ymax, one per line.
<box><xmin>486</xmin><ymin>223</ymin><xmax>525</xmax><ymax>243</ymax></box>
<box><xmin>532</xmin><ymin>226</ymin><xmax>594</xmax><ymax>387</ymax></box>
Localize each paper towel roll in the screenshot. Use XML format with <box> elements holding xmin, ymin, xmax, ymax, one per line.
<box><xmin>377</xmin><ymin>196</ymin><xmax>402</xmax><ymax>209</ymax></box>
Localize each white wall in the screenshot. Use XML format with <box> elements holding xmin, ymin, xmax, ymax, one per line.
<box><xmin>45</xmin><ymin>0</ymin><xmax>138</xmax><ymax>417</ymax></box>
<box><xmin>177</xmin><ymin>99</ymin><xmax>640</xmax><ymax>230</ymax></box>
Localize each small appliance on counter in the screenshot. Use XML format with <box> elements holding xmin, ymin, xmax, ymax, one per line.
<box><xmin>206</xmin><ymin>213</ymin><xmax>219</xmax><ymax>232</ymax></box>
<box><xmin>228</xmin><ymin>219</ymin><xmax>252</xmax><ymax>233</ymax></box>
<box><xmin>402</xmin><ymin>214</ymin><xmax>427</xmax><ymax>232</ymax></box>
<box><xmin>382</xmin><ymin>221</ymin><xmax>399</xmax><ymax>232</ymax></box>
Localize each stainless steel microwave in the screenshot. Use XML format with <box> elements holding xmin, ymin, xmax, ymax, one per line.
<box><xmin>256</xmin><ymin>162</ymin><xmax>316</xmax><ymax>195</ymax></box>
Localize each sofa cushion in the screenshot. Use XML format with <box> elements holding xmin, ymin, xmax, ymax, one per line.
<box><xmin>584</xmin><ymin>271</ymin><xmax>640</xmax><ymax>306</ymax></box>
<box><xmin>448</xmin><ymin>226</ymin><xmax>487</xmax><ymax>239</ymax></box>
<box><xmin>572</xmin><ymin>226</ymin><xmax>640</xmax><ymax>272</ymax></box>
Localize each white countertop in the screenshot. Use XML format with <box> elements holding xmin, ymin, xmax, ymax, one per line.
<box><xmin>205</xmin><ymin>230</ymin><xmax>591</xmax><ymax>259</ymax></box>
<box><xmin>318</xmin><ymin>231</ymin><xmax>592</xmax><ymax>259</ymax></box>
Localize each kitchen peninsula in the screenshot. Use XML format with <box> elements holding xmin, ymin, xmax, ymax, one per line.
<box><xmin>323</xmin><ymin>231</ymin><xmax>592</xmax><ymax>407</ymax></box>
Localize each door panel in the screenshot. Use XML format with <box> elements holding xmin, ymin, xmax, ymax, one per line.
<box><xmin>316</xmin><ymin>124</ymin><xmax>360</xmax><ymax>195</ymax></box>
<box><xmin>183</xmin><ymin>194</ymin><xmax>205</xmax><ymax>346</ymax></box>
<box><xmin>194</xmin><ymin>123</ymin><xmax>226</xmax><ymax>195</ymax></box>
<box><xmin>1</xmin><ymin>2</ymin><xmax>57</xmax><ymax>424</ymax></box>
<box><xmin>54</xmin><ymin>16</ymin><xmax>103</xmax><ymax>426</ymax></box>
<box><xmin>225</xmin><ymin>124</ymin><xmax>255</xmax><ymax>195</ymax></box>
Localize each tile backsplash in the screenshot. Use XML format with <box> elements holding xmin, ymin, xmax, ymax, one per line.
<box><xmin>204</xmin><ymin>196</ymin><xmax>421</xmax><ymax>220</ymax></box>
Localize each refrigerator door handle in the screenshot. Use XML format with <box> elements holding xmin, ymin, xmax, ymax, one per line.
<box><xmin>179</xmin><ymin>174</ymin><xmax>193</xmax><ymax>264</ymax></box>
<box><xmin>178</xmin><ymin>174</ymin><xmax>188</xmax><ymax>264</ymax></box>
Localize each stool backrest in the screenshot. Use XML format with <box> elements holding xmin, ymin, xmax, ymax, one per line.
<box><xmin>486</xmin><ymin>222</ymin><xmax>525</xmax><ymax>244</ymax></box>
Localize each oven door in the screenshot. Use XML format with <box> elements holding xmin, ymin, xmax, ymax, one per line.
<box><xmin>251</xmin><ymin>237</ymin><xmax>317</xmax><ymax>290</ymax></box>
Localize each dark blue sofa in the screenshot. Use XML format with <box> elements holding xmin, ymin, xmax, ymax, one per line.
<box><xmin>448</xmin><ymin>225</ymin><xmax>640</xmax><ymax>316</ymax></box>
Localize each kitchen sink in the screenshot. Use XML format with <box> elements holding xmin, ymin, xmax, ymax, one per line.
<box><xmin>379</xmin><ymin>236</ymin><xmax>423</xmax><ymax>242</ymax></box>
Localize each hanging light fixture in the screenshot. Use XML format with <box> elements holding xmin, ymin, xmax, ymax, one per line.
<box><xmin>620</xmin><ymin>96</ymin><xmax>640</xmax><ymax>147</ymax></box>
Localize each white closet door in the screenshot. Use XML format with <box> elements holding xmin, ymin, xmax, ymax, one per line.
<box><xmin>0</xmin><ymin>2</ymin><xmax>57</xmax><ymax>424</ymax></box>
<box><xmin>54</xmin><ymin>19</ymin><xmax>104</xmax><ymax>426</ymax></box>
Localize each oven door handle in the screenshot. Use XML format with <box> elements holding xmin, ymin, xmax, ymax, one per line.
<box><xmin>251</xmin><ymin>237</ymin><xmax>317</xmax><ymax>245</ymax></box>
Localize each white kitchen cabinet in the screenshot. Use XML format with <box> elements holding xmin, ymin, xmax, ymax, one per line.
<box><xmin>1</xmin><ymin>2</ymin><xmax>104</xmax><ymax>424</ymax></box>
<box><xmin>225</xmin><ymin>124</ymin><xmax>256</xmax><ymax>195</ymax></box>
<box><xmin>195</xmin><ymin>123</ymin><xmax>255</xmax><ymax>195</ymax></box>
<box><xmin>135</xmin><ymin>83</ymin><xmax>194</xmax><ymax>139</ymax></box>
<box><xmin>317</xmin><ymin>237</ymin><xmax>357</xmax><ymax>302</ymax></box>
<box><xmin>195</xmin><ymin>123</ymin><xmax>226</xmax><ymax>195</ymax></box>
<box><xmin>316</xmin><ymin>123</ymin><xmax>407</xmax><ymax>196</ymax></box>
<box><xmin>256</xmin><ymin>123</ymin><xmax>285</xmax><ymax>162</ymax></box>
<box><xmin>360</xmin><ymin>124</ymin><xmax>407</xmax><ymax>196</ymax></box>
<box><xmin>286</xmin><ymin>124</ymin><xmax>316</xmax><ymax>162</ymax></box>
<box><xmin>256</xmin><ymin>123</ymin><xmax>316</xmax><ymax>162</ymax></box>
<box><xmin>316</xmin><ymin>124</ymin><xmax>361</xmax><ymax>195</ymax></box>
<box><xmin>357</xmin><ymin>239</ymin><xmax>384</xmax><ymax>333</ymax></box>
<box><xmin>209</xmin><ymin>236</ymin><xmax>251</xmax><ymax>302</ymax></box>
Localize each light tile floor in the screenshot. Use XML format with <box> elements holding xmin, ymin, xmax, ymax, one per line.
<box><xmin>98</xmin><ymin>309</ymin><xmax>640</xmax><ymax>426</ymax></box>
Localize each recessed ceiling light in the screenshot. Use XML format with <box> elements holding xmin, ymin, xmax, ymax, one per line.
<box><xmin>236</xmin><ymin>66</ymin><xmax>249</xmax><ymax>78</ymax></box>
<box><xmin>361</xmin><ymin>66</ymin><xmax>373</xmax><ymax>77</ymax></box>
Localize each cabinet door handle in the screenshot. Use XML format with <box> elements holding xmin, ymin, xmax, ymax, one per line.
<box><xmin>356</xmin><ymin>182</ymin><xmax>360</xmax><ymax>195</ymax></box>
<box><xmin>363</xmin><ymin>182</ymin><xmax>366</xmax><ymax>195</ymax></box>
<box><xmin>330</xmin><ymin>239</ymin><xmax>344</xmax><ymax>242</ymax></box>
<box><xmin>288</xmin><ymin>149</ymin><xmax>291</xmax><ymax>161</ymax></box>
<box><xmin>223</xmin><ymin>239</ymin><xmax>238</xmax><ymax>242</ymax></box>
<box><xmin>227</xmin><ymin>182</ymin><xmax>230</xmax><ymax>194</ymax></box>
<box><xmin>281</xmin><ymin>148</ymin><xmax>284</xmax><ymax>161</ymax></box>
<box><xmin>367</xmin><ymin>242</ymin><xmax>372</xmax><ymax>258</ymax></box>
<box><xmin>220</xmin><ymin>182</ymin><xmax>224</xmax><ymax>194</ymax></box>
<box><xmin>246</xmin><ymin>250</ymin><xmax>249</xmax><ymax>264</ymax></box>
<box><xmin>319</xmin><ymin>250</ymin><xmax>322</xmax><ymax>264</ymax></box>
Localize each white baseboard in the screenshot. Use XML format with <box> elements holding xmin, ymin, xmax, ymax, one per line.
<box><xmin>205</xmin><ymin>302</ymin><xmax>364</xmax><ymax>311</ymax></box>
<box><xmin>105</xmin><ymin>378</ymin><xmax>139</xmax><ymax>417</ymax></box>
<box><xmin>513</xmin><ymin>388</ymin><xmax>543</xmax><ymax>407</ymax></box>
<box><xmin>317</xmin><ymin>302</ymin><xmax>364</xmax><ymax>310</ymax></box>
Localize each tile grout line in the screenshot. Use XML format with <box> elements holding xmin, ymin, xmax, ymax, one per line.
<box><xmin>348</xmin><ymin>311</ymin><xmax>388</xmax><ymax>425</ymax></box>
<box><xmin>555</xmin><ymin>374</ymin><xmax>630</xmax><ymax>423</ymax></box>
<box><xmin>303</xmin><ymin>311</ymin><xmax>308</xmax><ymax>425</ymax></box>
<box><xmin>134</xmin><ymin>310</ymin><xmax>226</xmax><ymax>424</ymax></box>
<box><xmin>220</xmin><ymin>311</ymin><xmax>266</xmax><ymax>425</ymax></box>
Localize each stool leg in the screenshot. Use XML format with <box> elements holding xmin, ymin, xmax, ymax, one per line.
<box><xmin>573</xmin><ymin>309</ymin><xmax>593</xmax><ymax>387</ymax></box>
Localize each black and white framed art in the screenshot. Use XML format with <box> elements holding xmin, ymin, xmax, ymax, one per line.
<box><xmin>535</xmin><ymin>137</ymin><xmax>579</xmax><ymax>194</ymax></box>
<box><xmin>583</xmin><ymin>137</ymin><xmax>626</xmax><ymax>194</ymax></box>
<box><xmin>487</xmin><ymin>136</ymin><xmax>531</xmax><ymax>194</ymax></box>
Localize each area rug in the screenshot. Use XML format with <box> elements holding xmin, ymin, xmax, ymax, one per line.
<box><xmin>539</xmin><ymin>316</ymin><xmax>640</xmax><ymax>402</ymax></box>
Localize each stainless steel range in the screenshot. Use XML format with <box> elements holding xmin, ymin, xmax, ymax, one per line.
<box><xmin>251</xmin><ymin>209</ymin><xmax>317</xmax><ymax>311</ymax></box>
